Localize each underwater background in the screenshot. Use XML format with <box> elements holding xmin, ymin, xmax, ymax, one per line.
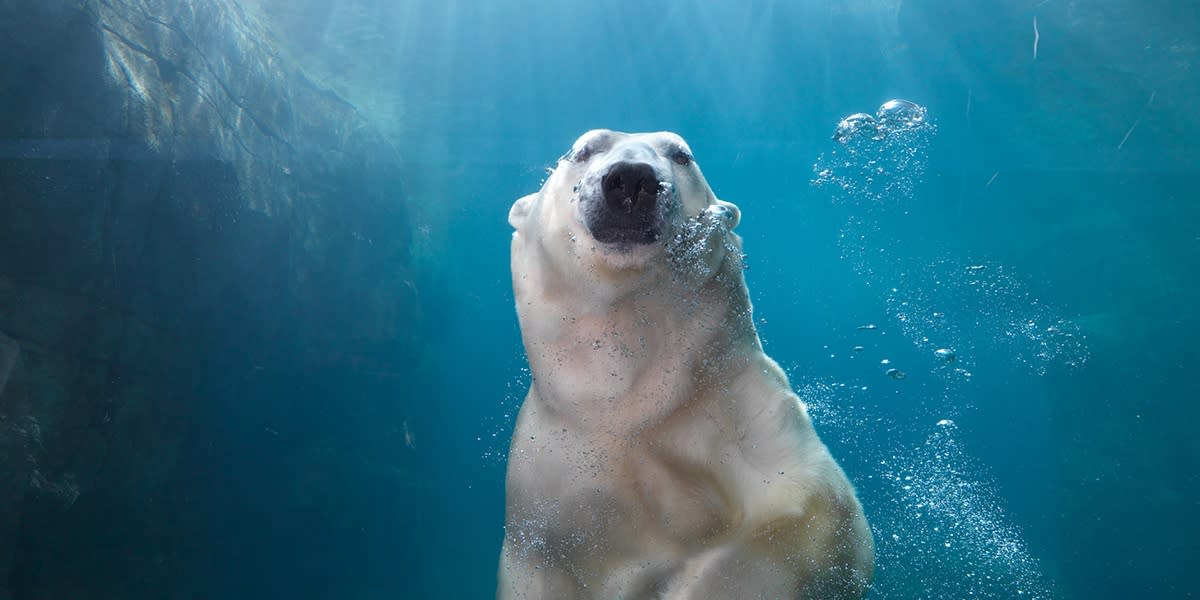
<box><xmin>0</xmin><ymin>0</ymin><xmax>1197</xmax><ymax>598</ymax></box>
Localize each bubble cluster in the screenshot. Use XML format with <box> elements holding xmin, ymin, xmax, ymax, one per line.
<box><xmin>883</xmin><ymin>259</ymin><xmax>1088</xmax><ymax>376</ymax></box>
<box><xmin>873</xmin><ymin>420</ymin><xmax>1054</xmax><ymax>599</ymax></box>
<box><xmin>813</xmin><ymin>99</ymin><xmax>936</xmax><ymax>204</ymax></box>
<box><xmin>804</xmin><ymin>100</ymin><xmax>1085</xmax><ymax>597</ymax></box>
<box><xmin>813</xmin><ymin>100</ymin><xmax>1088</xmax><ymax>376</ymax></box>
<box><xmin>800</xmin><ymin>383</ymin><xmax>1054</xmax><ymax>600</ymax></box>
<box><xmin>665</xmin><ymin>206</ymin><xmax>744</xmax><ymax>280</ymax></box>
<box><xmin>480</xmin><ymin>368</ymin><xmax>530</xmax><ymax>464</ymax></box>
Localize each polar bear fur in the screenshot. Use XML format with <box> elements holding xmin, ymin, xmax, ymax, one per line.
<box><xmin>500</xmin><ymin>130</ymin><xmax>873</xmax><ymax>599</ymax></box>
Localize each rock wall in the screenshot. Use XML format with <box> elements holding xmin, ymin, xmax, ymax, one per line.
<box><xmin>0</xmin><ymin>1</ymin><xmax>421</xmax><ymax>597</ymax></box>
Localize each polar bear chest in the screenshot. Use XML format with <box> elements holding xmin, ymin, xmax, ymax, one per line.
<box><xmin>505</xmin><ymin>405</ymin><xmax>745</xmax><ymax>563</ymax></box>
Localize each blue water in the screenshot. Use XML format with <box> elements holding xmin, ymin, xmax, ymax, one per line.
<box><xmin>8</xmin><ymin>0</ymin><xmax>1196</xmax><ymax>598</ymax></box>
<box><xmin>367</xmin><ymin>2</ymin><xmax>1200</xmax><ymax>597</ymax></box>
<box><xmin>345</xmin><ymin>1</ymin><xmax>1199</xmax><ymax>597</ymax></box>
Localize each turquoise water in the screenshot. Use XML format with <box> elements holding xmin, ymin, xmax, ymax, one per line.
<box><xmin>369</xmin><ymin>2</ymin><xmax>1194</xmax><ymax>598</ymax></box>
<box><xmin>3</xmin><ymin>0</ymin><xmax>1197</xmax><ymax>598</ymax></box>
<box><xmin>266</xmin><ymin>0</ymin><xmax>1199</xmax><ymax>597</ymax></box>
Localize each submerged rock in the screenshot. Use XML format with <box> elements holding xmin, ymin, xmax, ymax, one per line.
<box><xmin>0</xmin><ymin>1</ymin><xmax>421</xmax><ymax>597</ymax></box>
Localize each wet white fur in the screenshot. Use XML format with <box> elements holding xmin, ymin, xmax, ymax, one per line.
<box><xmin>500</xmin><ymin>130</ymin><xmax>873</xmax><ymax>599</ymax></box>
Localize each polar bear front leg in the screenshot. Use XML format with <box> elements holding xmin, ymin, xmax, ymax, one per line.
<box><xmin>660</xmin><ymin>543</ymin><xmax>799</xmax><ymax>600</ymax></box>
<box><xmin>664</xmin><ymin>505</ymin><xmax>873</xmax><ymax>600</ymax></box>
<box><xmin>660</xmin><ymin>540</ymin><xmax>871</xmax><ymax>600</ymax></box>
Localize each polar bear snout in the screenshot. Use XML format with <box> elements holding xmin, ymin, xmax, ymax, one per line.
<box><xmin>582</xmin><ymin>160</ymin><xmax>673</xmax><ymax>246</ymax></box>
<box><xmin>602</xmin><ymin>162</ymin><xmax>659</xmax><ymax>213</ymax></box>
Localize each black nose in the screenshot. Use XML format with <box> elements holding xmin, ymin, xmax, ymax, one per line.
<box><xmin>602</xmin><ymin>161</ymin><xmax>659</xmax><ymax>213</ymax></box>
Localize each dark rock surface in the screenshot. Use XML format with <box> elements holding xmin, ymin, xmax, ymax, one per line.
<box><xmin>0</xmin><ymin>0</ymin><xmax>423</xmax><ymax>597</ymax></box>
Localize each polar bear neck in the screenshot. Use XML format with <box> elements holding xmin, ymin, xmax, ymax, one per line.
<box><xmin>514</xmin><ymin>251</ymin><xmax>761</xmax><ymax>433</ymax></box>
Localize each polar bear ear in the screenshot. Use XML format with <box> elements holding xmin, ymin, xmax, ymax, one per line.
<box><xmin>715</xmin><ymin>199</ymin><xmax>741</xmax><ymax>229</ymax></box>
<box><xmin>509</xmin><ymin>193</ymin><xmax>537</xmax><ymax>230</ymax></box>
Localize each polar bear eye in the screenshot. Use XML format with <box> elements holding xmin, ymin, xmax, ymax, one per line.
<box><xmin>565</xmin><ymin>143</ymin><xmax>599</xmax><ymax>164</ymax></box>
<box><xmin>668</xmin><ymin>147</ymin><xmax>693</xmax><ymax>166</ymax></box>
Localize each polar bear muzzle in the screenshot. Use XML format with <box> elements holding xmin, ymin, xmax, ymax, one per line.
<box><xmin>581</xmin><ymin>159</ymin><xmax>673</xmax><ymax>246</ymax></box>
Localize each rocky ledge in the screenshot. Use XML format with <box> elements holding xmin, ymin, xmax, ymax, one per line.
<box><xmin>0</xmin><ymin>1</ymin><xmax>422</xmax><ymax>597</ymax></box>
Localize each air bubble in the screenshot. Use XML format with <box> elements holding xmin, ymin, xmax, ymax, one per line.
<box><xmin>876</xmin><ymin>99</ymin><xmax>927</xmax><ymax>129</ymax></box>
<box><xmin>833</xmin><ymin>112</ymin><xmax>879</xmax><ymax>144</ymax></box>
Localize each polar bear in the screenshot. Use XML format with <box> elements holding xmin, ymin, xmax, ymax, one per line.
<box><xmin>500</xmin><ymin>130</ymin><xmax>873</xmax><ymax>599</ymax></box>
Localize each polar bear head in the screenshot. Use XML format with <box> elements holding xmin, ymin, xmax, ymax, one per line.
<box><xmin>509</xmin><ymin>130</ymin><xmax>743</xmax><ymax>301</ymax></box>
